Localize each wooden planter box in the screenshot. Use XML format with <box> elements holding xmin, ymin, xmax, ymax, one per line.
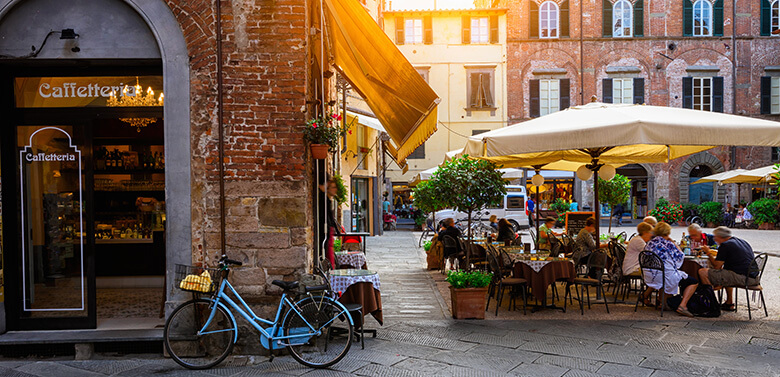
<box><xmin>449</xmin><ymin>286</ymin><xmax>488</xmax><ymax>319</ymax></box>
<box><xmin>758</xmin><ymin>222</ymin><xmax>776</xmax><ymax>230</ymax></box>
<box><xmin>707</xmin><ymin>222</ymin><xmax>717</xmax><ymax>228</ymax></box>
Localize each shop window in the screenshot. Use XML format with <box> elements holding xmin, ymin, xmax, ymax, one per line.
<box><xmin>530</xmin><ymin>78</ymin><xmax>570</xmax><ymax>117</ymax></box>
<box><xmin>683</xmin><ymin>76</ymin><xmax>723</xmax><ymax>112</ymax></box>
<box><xmin>684</xmin><ymin>0</ymin><xmax>723</xmax><ymax>36</ymax></box>
<box><xmin>407</xmin><ymin>143</ymin><xmax>425</xmax><ymax>159</ymax></box>
<box><xmin>761</xmin><ymin>76</ymin><xmax>780</xmax><ymax>114</ymax></box>
<box><xmin>613</xmin><ymin>0</ymin><xmax>633</xmax><ymax>37</ymax></box>
<box><xmin>467</xmin><ymin>69</ymin><xmax>496</xmax><ymax>110</ymax></box>
<box><xmin>760</xmin><ymin>0</ymin><xmax>779</xmax><ymax>35</ymax></box>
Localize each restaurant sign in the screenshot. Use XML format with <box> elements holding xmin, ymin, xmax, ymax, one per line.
<box><xmin>14</xmin><ymin>76</ymin><xmax>163</xmax><ymax>108</ymax></box>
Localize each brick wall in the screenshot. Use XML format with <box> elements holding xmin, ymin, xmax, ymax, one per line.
<box><xmin>167</xmin><ymin>0</ymin><xmax>314</xmax><ymax>330</ymax></box>
<box><xmin>502</xmin><ymin>0</ymin><xmax>780</xmax><ymax>208</ymax></box>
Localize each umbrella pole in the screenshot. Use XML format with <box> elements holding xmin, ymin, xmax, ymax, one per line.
<box><xmin>536</xmin><ymin>185</ymin><xmax>540</xmax><ymax>247</ymax></box>
<box><xmin>594</xmin><ymin>170</ymin><xmax>600</xmax><ymax>238</ymax></box>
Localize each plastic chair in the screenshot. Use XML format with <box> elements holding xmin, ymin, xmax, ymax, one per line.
<box><xmin>634</xmin><ymin>250</ymin><xmax>666</xmax><ymax>317</ymax></box>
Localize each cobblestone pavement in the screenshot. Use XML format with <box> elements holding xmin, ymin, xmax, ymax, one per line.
<box><xmin>3</xmin><ymin>228</ymin><xmax>780</xmax><ymax>377</ymax></box>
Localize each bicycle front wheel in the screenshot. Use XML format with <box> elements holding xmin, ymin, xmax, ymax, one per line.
<box><xmin>164</xmin><ymin>298</ymin><xmax>236</xmax><ymax>370</ymax></box>
<box><xmin>283</xmin><ymin>297</ymin><xmax>353</xmax><ymax>368</ymax></box>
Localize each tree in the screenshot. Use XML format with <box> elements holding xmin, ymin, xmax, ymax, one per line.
<box><xmin>433</xmin><ymin>156</ymin><xmax>507</xmax><ymax>269</ymax></box>
<box><xmin>412</xmin><ymin>180</ymin><xmax>446</xmax><ymax>232</ymax></box>
<box><xmin>597</xmin><ymin>173</ymin><xmax>631</xmax><ymax>233</ymax></box>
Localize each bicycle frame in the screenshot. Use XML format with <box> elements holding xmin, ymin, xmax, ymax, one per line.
<box><xmin>197</xmin><ymin>274</ymin><xmax>353</xmax><ymax>350</ymax></box>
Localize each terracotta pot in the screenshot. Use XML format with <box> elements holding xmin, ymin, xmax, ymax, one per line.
<box><xmin>707</xmin><ymin>222</ymin><xmax>717</xmax><ymax>228</ymax></box>
<box><xmin>758</xmin><ymin>223</ymin><xmax>775</xmax><ymax>230</ymax></box>
<box><xmin>310</xmin><ymin>144</ymin><xmax>329</xmax><ymax>159</ymax></box>
<box><xmin>678</xmin><ymin>221</ymin><xmax>687</xmax><ymax>227</ymax></box>
<box><xmin>449</xmin><ymin>286</ymin><xmax>488</xmax><ymax>319</ymax></box>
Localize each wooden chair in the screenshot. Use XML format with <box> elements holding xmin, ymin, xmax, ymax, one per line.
<box><xmin>634</xmin><ymin>250</ymin><xmax>666</xmax><ymax>317</ymax></box>
<box><xmin>565</xmin><ymin>250</ymin><xmax>610</xmax><ymax>315</ymax></box>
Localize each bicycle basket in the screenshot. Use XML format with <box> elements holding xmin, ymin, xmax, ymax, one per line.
<box><xmin>175</xmin><ymin>264</ymin><xmax>219</xmax><ymax>293</ymax></box>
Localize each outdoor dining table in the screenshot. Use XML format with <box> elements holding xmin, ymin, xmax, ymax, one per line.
<box><xmin>335</xmin><ymin>231</ymin><xmax>370</xmax><ymax>253</ymax></box>
<box><xmin>506</xmin><ymin>250</ymin><xmax>576</xmax><ymax>311</ymax></box>
<box><xmin>334</xmin><ymin>251</ymin><xmax>367</xmax><ymax>269</ymax></box>
<box><xmin>329</xmin><ymin>268</ymin><xmax>383</xmax><ymax>325</ymax></box>
<box><xmin>680</xmin><ymin>256</ymin><xmax>710</xmax><ymax>278</ymax></box>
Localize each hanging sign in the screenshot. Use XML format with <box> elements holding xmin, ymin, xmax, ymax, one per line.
<box><xmin>14</xmin><ymin>76</ymin><xmax>163</xmax><ymax>108</ymax></box>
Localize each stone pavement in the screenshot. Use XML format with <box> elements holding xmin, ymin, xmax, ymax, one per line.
<box><xmin>3</xmin><ymin>229</ymin><xmax>780</xmax><ymax>376</ymax></box>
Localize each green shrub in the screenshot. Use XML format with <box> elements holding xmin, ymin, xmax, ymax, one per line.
<box><xmin>681</xmin><ymin>202</ymin><xmax>700</xmax><ymax>219</ymax></box>
<box><xmin>333</xmin><ymin>238</ymin><xmax>342</xmax><ymax>252</ymax></box>
<box><xmin>445</xmin><ymin>270</ymin><xmax>492</xmax><ymax>289</ymax></box>
<box><xmin>698</xmin><ymin>201</ymin><xmax>723</xmax><ymax>224</ymax></box>
<box><xmin>423</xmin><ymin>240</ymin><xmax>432</xmax><ymax>251</ymax></box>
<box><xmin>332</xmin><ymin>174</ymin><xmax>348</xmax><ymax>205</ymax></box>
<box><xmin>649</xmin><ymin>197</ymin><xmax>683</xmax><ymax>224</ymax></box>
<box><xmin>415</xmin><ymin>215</ymin><xmax>427</xmax><ymax>227</ymax></box>
<box><xmin>747</xmin><ymin>198</ymin><xmax>779</xmax><ymax>226</ymax></box>
<box><xmin>550</xmin><ymin>198</ymin><xmax>570</xmax><ymax>223</ymax></box>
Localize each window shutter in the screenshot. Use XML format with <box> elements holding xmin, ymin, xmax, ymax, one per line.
<box><xmin>713</xmin><ymin>0</ymin><xmax>724</xmax><ymax>36</ymax></box>
<box><xmin>530</xmin><ymin>79</ymin><xmax>541</xmax><ymax>117</ymax></box>
<box><xmin>603</xmin><ymin>0</ymin><xmax>613</xmax><ymax>37</ymax></box>
<box><xmin>712</xmin><ymin>76</ymin><xmax>724</xmax><ymax>112</ymax></box>
<box><xmin>462</xmin><ymin>16</ymin><xmax>471</xmax><ymax>44</ymax></box>
<box><xmin>602</xmin><ymin>79</ymin><xmax>613</xmax><ymax>103</ymax></box>
<box><xmin>634</xmin><ymin>0</ymin><xmax>644</xmax><ymax>36</ymax></box>
<box><xmin>559</xmin><ymin>79</ymin><xmax>571</xmax><ymax>110</ymax></box>
<box><xmin>395</xmin><ymin>17</ymin><xmax>405</xmax><ymax>44</ymax></box>
<box><xmin>490</xmin><ymin>15</ymin><xmax>499</xmax><ymax>43</ymax></box>
<box><xmin>423</xmin><ymin>16</ymin><xmax>433</xmax><ymax>44</ymax></box>
<box><xmin>469</xmin><ymin>73</ymin><xmax>481</xmax><ymax>107</ymax></box>
<box><xmin>482</xmin><ymin>74</ymin><xmax>495</xmax><ymax>106</ymax></box>
<box><xmin>682</xmin><ymin>77</ymin><xmax>693</xmax><ymax>109</ymax></box>
<box><xmin>530</xmin><ymin>1</ymin><xmax>539</xmax><ymax>38</ymax></box>
<box><xmin>760</xmin><ymin>0</ymin><xmax>771</xmax><ymax>36</ymax></box>
<box><xmin>633</xmin><ymin>78</ymin><xmax>645</xmax><ymax>104</ymax></box>
<box><xmin>683</xmin><ymin>0</ymin><xmax>693</xmax><ymax>36</ymax></box>
<box><xmin>761</xmin><ymin>76</ymin><xmax>772</xmax><ymax>114</ymax></box>
<box><xmin>560</xmin><ymin>0</ymin><xmax>570</xmax><ymax>37</ymax></box>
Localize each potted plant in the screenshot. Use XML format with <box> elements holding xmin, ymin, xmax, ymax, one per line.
<box><xmin>698</xmin><ymin>201</ymin><xmax>724</xmax><ymax>228</ymax></box>
<box><xmin>649</xmin><ymin>197</ymin><xmax>683</xmax><ymax>225</ymax></box>
<box><xmin>549</xmin><ymin>198</ymin><xmax>570</xmax><ymax>228</ymax></box>
<box><xmin>446</xmin><ymin>270</ymin><xmax>492</xmax><ymax>319</ymax></box>
<box><xmin>680</xmin><ymin>202</ymin><xmax>699</xmax><ymax>226</ymax></box>
<box><xmin>303</xmin><ymin>111</ymin><xmax>351</xmax><ymax>159</ymax></box>
<box><xmin>748</xmin><ymin>198</ymin><xmax>779</xmax><ymax>230</ymax></box>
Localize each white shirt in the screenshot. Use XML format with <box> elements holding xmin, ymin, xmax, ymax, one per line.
<box><xmin>623</xmin><ymin>236</ymin><xmax>645</xmax><ymax>275</ymax></box>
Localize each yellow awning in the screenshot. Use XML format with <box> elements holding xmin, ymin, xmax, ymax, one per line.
<box><xmin>384</xmin><ymin>141</ymin><xmax>409</xmax><ymax>174</ymax></box>
<box><xmin>324</xmin><ymin>0</ymin><xmax>440</xmax><ymax>162</ymax></box>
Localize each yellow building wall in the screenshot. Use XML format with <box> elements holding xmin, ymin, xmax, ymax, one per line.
<box><xmin>339</xmin><ymin>113</ymin><xmax>380</xmax><ymax>234</ymax></box>
<box><xmin>381</xmin><ymin>10</ymin><xmax>508</xmax><ymax>183</ymax></box>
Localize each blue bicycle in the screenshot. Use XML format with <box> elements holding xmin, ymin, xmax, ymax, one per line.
<box><xmin>164</xmin><ymin>256</ymin><xmax>353</xmax><ymax>370</ymax></box>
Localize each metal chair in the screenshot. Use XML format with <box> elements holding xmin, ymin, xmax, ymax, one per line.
<box><xmin>547</xmin><ymin>232</ymin><xmax>563</xmax><ymax>257</ymax></box>
<box><xmin>565</xmin><ymin>250</ymin><xmax>609</xmax><ymax>315</ymax></box>
<box><xmin>732</xmin><ymin>253</ymin><xmax>769</xmax><ymax>319</ymax></box>
<box><xmin>486</xmin><ymin>251</ymin><xmax>527</xmax><ymax>316</ymax></box>
<box><xmin>316</xmin><ymin>259</ymin><xmax>375</xmax><ymax>349</ymax></box>
<box><xmin>441</xmin><ymin>235</ymin><xmax>460</xmax><ymax>271</ymax></box>
<box><xmin>634</xmin><ymin>250</ymin><xmax>666</xmax><ymax>317</ymax></box>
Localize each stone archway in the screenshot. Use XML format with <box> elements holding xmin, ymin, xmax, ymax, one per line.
<box><xmin>679</xmin><ymin>152</ymin><xmax>725</xmax><ymax>204</ymax></box>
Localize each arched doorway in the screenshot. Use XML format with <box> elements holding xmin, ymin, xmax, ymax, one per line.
<box><xmin>616</xmin><ymin>164</ymin><xmax>651</xmax><ymax>219</ymax></box>
<box><xmin>688</xmin><ymin>165</ymin><xmax>714</xmax><ymax>204</ymax></box>
<box><xmin>0</xmin><ymin>0</ymin><xmax>190</xmax><ymax>331</ymax></box>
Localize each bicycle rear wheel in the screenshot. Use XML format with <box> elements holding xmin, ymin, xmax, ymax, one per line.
<box><xmin>164</xmin><ymin>298</ymin><xmax>236</xmax><ymax>370</ymax></box>
<box><xmin>284</xmin><ymin>297</ymin><xmax>353</xmax><ymax>368</ymax></box>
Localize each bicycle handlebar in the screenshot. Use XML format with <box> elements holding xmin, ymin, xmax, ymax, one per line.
<box><xmin>220</xmin><ymin>255</ymin><xmax>243</xmax><ymax>267</ymax></box>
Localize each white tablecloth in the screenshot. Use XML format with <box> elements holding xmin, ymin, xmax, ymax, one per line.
<box><xmin>508</xmin><ymin>255</ymin><xmax>571</xmax><ymax>273</ymax></box>
<box><xmin>335</xmin><ymin>252</ymin><xmax>367</xmax><ymax>269</ymax></box>
<box><xmin>329</xmin><ymin>271</ymin><xmax>381</xmax><ymax>293</ymax></box>
<box><xmin>687</xmin><ymin>257</ymin><xmax>710</xmax><ymax>268</ymax></box>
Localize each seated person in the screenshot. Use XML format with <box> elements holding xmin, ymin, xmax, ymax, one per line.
<box><xmin>736</xmin><ymin>204</ymin><xmax>752</xmax><ymax>222</ymax></box>
<box><xmin>438</xmin><ymin>218</ymin><xmax>463</xmax><ymax>266</ymax></box>
<box><xmin>642</xmin><ymin>216</ymin><xmax>658</xmax><ymax>226</ymax></box>
<box><xmin>687</xmin><ymin>223</ymin><xmax>715</xmax><ymax>249</ymax></box>
<box><xmin>538</xmin><ymin>217</ymin><xmax>562</xmax><ymax>251</ymax></box>
<box><xmin>698</xmin><ymin>226</ymin><xmax>757</xmax><ymax>312</ymax></box>
<box><xmin>643</xmin><ymin>222</ymin><xmax>699</xmax><ymax>317</ymax></box>
<box><xmin>570</xmin><ymin>217</ymin><xmax>608</xmax><ymax>266</ymax></box>
<box><xmin>489</xmin><ymin>215</ymin><xmax>499</xmax><ymax>231</ymax></box>
<box><xmin>496</xmin><ymin>218</ymin><xmax>516</xmax><ymax>244</ymax></box>
<box><xmin>623</xmin><ymin>222</ymin><xmax>654</xmax><ymax>276</ymax></box>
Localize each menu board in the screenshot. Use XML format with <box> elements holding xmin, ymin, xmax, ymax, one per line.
<box><xmin>565</xmin><ymin>212</ymin><xmax>596</xmax><ymax>237</ymax></box>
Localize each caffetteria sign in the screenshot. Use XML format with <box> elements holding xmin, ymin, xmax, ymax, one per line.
<box><xmin>14</xmin><ymin>76</ymin><xmax>163</xmax><ymax>108</ymax></box>
<box><xmin>24</xmin><ymin>152</ymin><xmax>77</xmax><ymax>162</ymax></box>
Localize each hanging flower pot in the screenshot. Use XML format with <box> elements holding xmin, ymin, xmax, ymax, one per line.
<box><xmin>310</xmin><ymin>143</ymin><xmax>329</xmax><ymax>159</ymax></box>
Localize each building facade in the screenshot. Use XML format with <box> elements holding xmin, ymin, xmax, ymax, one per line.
<box><xmin>502</xmin><ymin>0</ymin><xmax>780</xmax><ymax>214</ymax></box>
<box><xmin>381</xmin><ymin>6</ymin><xmax>509</xmax><ymax>190</ymax></box>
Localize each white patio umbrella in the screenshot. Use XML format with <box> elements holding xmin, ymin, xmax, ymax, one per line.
<box><xmin>692</xmin><ymin>168</ymin><xmax>750</xmax><ymax>205</ymax></box>
<box><xmin>721</xmin><ymin>165</ymin><xmax>779</xmax><ymax>184</ymax></box>
<box><xmin>460</xmin><ymin>101</ymin><xmax>780</xmax><ymax>235</ymax></box>
<box><xmin>408</xmin><ymin>166</ymin><xmax>525</xmax><ymax>186</ymax></box>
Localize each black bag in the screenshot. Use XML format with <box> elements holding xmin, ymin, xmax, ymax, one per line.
<box><xmin>687</xmin><ymin>285</ymin><xmax>721</xmax><ymax>317</ymax></box>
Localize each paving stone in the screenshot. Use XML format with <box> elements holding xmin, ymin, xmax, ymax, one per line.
<box><xmin>705</xmin><ymin>367</ymin><xmax>776</xmax><ymax>377</ymax></box>
<box><xmin>649</xmin><ymin>371</ymin><xmax>689</xmax><ymax>377</ymax></box>
<box><xmin>509</xmin><ymin>363</ymin><xmax>569</xmax><ymax>377</ymax></box>
<box><xmin>0</xmin><ymin>366</ymin><xmax>39</xmax><ymax>377</ymax></box>
<box><xmin>299</xmin><ymin>369</ymin><xmax>354</xmax><ymax>377</ymax></box>
<box><xmin>631</xmin><ymin>338</ymin><xmax>691</xmax><ymax>353</ymax></box>
<box><xmin>519</xmin><ymin>342</ymin><xmax>645</xmax><ymax>365</ymax></box>
<box><xmin>597</xmin><ymin>362</ymin><xmax>655</xmax><ymax>377</ymax></box>
<box><xmin>562</xmin><ymin>370</ymin><xmax>603</xmax><ymax>377</ymax></box>
<box><xmin>750</xmin><ymin>337</ymin><xmax>780</xmax><ymax>350</ymax></box>
<box><xmin>658</xmin><ymin>333</ymin><xmax>707</xmax><ymax>347</ymax></box>
<box><xmin>459</xmin><ymin>332</ymin><xmax>526</xmax><ymax>348</ymax></box>
<box><xmin>346</xmin><ymin>348</ymin><xmax>409</xmax><ymax>366</ymax></box>
<box><xmin>639</xmin><ymin>358</ymin><xmax>711</xmax><ymax>375</ymax></box>
<box><xmin>448</xmin><ymin>365</ymin><xmax>508</xmax><ymax>377</ymax></box>
<box><xmin>246</xmin><ymin>361</ymin><xmax>310</xmax><ymax>376</ymax></box>
<box><xmin>113</xmin><ymin>362</ymin><xmax>212</xmax><ymax>376</ymax></box>
<box><xmin>367</xmin><ymin>339</ymin><xmax>442</xmax><ymax>358</ymax></box>
<box><xmin>63</xmin><ymin>360</ymin><xmax>152</xmax><ymax>375</ymax></box>
<box><xmin>533</xmin><ymin>354</ymin><xmax>604</xmax><ymax>373</ymax></box>
<box><xmin>353</xmin><ymin>363</ymin><xmax>421</xmax><ymax>377</ymax></box>
<box><xmin>467</xmin><ymin>344</ymin><xmax>543</xmax><ymax>364</ymax></box>
<box><xmin>377</xmin><ymin>330</ymin><xmax>473</xmax><ymax>351</ymax></box>
<box><xmin>201</xmin><ymin>366</ymin><xmax>248</xmax><ymax>376</ymax></box>
<box><xmin>392</xmin><ymin>358</ymin><xmax>451</xmax><ymax>375</ymax></box>
<box><xmin>700</xmin><ymin>338</ymin><xmax>769</xmax><ymax>356</ymax></box>
<box><xmin>324</xmin><ymin>357</ymin><xmax>371</xmax><ymax>373</ymax></box>
<box><xmin>426</xmin><ymin>349</ymin><xmax>522</xmax><ymax>373</ymax></box>
<box><xmin>16</xmin><ymin>362</ymin><xmax>106</xmax><ymax>377</ymax></box>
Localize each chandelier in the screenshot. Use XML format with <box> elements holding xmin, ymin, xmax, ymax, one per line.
<box><xmin>107</xmin><ymin>78</ymin><xmax>164</xmax><ymax>132</ymax></box>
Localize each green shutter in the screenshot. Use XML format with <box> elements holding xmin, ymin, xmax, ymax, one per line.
<box><xmin>761</xmin><ymin>0</ymin><xmax>771</xmax><ymax>36</ymax></box>
<box><xmin>683</xmin><ymin>0</ymin><xmax>693</xmax><ymax>36</ymax></box>
<box><xmin>530</xmin><ymin>1</ymin><xmax>539</xmax><ymax>38</ymax></box>
<box><xmin>634</xmin><ymin>0</ymin><xmax>644</xmax><ymax>36</ymax></box>
<box><xmin>761</xmin><ymin>77</ymin><xmax>772</xmax><ymax>114</ymax></box>
<box><xmin>713</xmin><ymin>0</ymin><xmax>724</xmax><ymax>36</ymax></box>
<box><xmin>603</xmin><ymin>79</ymin><xmax>613</xmax><ymax>103</ymax></box>
<box><xmin>603</xmin><ymin>0</ymin><xmax>613</xmax><ymax>37</ymax></box>
<box><xmin>682</xmin><ymin>77</ymin><xmax>693</xmax><ymax>109</ymax></box>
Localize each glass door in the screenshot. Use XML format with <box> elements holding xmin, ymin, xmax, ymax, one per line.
<box><xmin>16</xmin><ymin>125</ymin><xmax>94</xmax><ymax>328</ymax></box>
<box><xmin>351</xmin><ymin>178</ymin><xmax>369</xmax><ymax>232</ymax></box>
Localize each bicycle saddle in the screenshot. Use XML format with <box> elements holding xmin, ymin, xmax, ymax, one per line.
<box><xmin>272</xmin><ymin>280</ymin><xmax>299</xmax><ymax>291</ymax></box>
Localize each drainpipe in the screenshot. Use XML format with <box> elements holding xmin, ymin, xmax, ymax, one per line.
<box><xmin>579</xmin><ymin>0</ymin><xmax>585</xmax><ymax>104</ymax></box>
<box><xmin>216</xmin><ymin>0</ymin><xmax>227</xmax><ymax>258</ymax></box>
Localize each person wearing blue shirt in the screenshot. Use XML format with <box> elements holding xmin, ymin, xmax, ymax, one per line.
<box><xmin>569</xmin><ymin>200</ymin><xmax>578</xmax><ymax>212</ymax></box>
<box><xmin>527</xmin><ymin>197</ymin><xmax>535</xmax><ymax>226</ymax></box>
